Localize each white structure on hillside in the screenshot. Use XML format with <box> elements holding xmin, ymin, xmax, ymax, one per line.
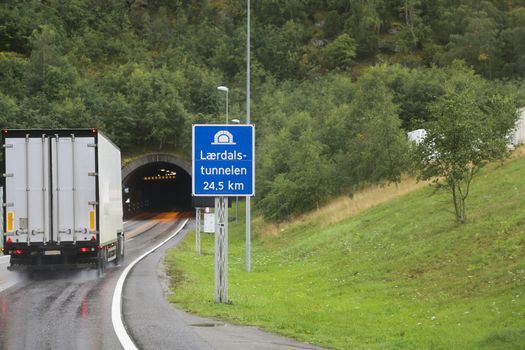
<box><xmin>408</xmin><ymin>108</ymin><xmax>525</xmax><ymax>149</ymax></box>
<box><xmin>407</xmin><ymin>129</ymin><xmax>427</xmax><ymax>145</ymax></box>
<box><xmin>510</xmin><ymin>107</ymin><xmax>525</xmax><ymax>147</ymax></box>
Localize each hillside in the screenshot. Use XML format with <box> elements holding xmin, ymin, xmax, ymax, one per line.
<box><xmin>2</xmin><ymin>1</ymin><xmax>525</xmax><ymax>220</ymax></box>
<box><xmin>166</xmin><ymin>153</ymin><xmax>525</xmax><ymax>349</ymax></box>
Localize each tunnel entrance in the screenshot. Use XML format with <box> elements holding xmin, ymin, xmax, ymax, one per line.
<box><xmin>122</xmin><ymin>154</ymin><xmax>192</xmax><ymax>218</ymax></box>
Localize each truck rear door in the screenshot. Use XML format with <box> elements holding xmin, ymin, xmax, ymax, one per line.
<box><xmin>51</xmin><ymin>134</ymin><xmax>97</xmax><ymax>244</ymax></box>
<box><xmin>4</xmin><ymin>134</ymin><xmax>50</xmax><ymax>245</ymax></box>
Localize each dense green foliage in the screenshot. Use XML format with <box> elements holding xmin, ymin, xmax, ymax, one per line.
<box><xmin>167</xmin><ymin>153</ymin><xmax>525</xmax><ymax>349</ymax></box>
<box><xmin>255</xmin><ymin>72</ymin><xmax>412</xmax><ymax>220</ymax></box>
<box><xmin>1</xmin><ymin>0</ymin><xmax>525</xmax><ymax>220</ymax></box>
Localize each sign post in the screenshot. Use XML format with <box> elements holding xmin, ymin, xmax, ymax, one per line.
<box><xmin>214</xmin><ymin>197</ymin><xmax>228</xmax><ymax>303</ymax></box>
<box><xmin>192</xmin><ymin>124</ymin><xmax>255</xmax><ymax>303</ymax></box>
<box><xmin>195</xmin><ymin>207</ymin><xmax>201</xmax><ymax>255</ymax></box>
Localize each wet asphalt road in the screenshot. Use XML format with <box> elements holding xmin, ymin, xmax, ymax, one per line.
<box><xmin>0</xmin><ymin>213</ymin><xmax>183</xmax><ymax>350</ymax></box>
<box><xmin>0</xmin><ymin>213</ymin><xmax>324</xmax><ymax>350</ymax></box>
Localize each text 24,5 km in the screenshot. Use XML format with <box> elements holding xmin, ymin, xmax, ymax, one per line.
<box><xmin>203</xmin><ymin>181</ymin><xmax>245</xmax><ymax>191</ymax></box>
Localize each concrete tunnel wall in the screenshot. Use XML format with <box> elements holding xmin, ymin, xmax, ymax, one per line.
<box><xmin>121</xmin><ymin>154</ymin><xmax>193</xmax><ymax>217</ymax></box>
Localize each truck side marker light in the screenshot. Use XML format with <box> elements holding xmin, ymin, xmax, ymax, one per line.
<box><xmin>90</xmin><ymin>235</ymin><xmax>96</xmax><ymax>241</ymax></box>
<box><xmin>1</xmin><ymin>248</ymin><xmax>4</xmax><ymax>253</ymax></box>
<box><xmin>6</xmin><ymin>237</ymin><xmax>12</xmax><ymax>244</ymax></box>
<box><xmin>6</xmin><ymin>212</ymin><xmax>14</xmax><ymax>232</ymax></box>
<box><xmin>89</xmin><ymin>210</ymin><xmax>96</xmax><ymax>231</ymax></box>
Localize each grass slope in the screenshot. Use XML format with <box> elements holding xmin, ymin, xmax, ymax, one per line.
<box><xmin>165</xmin><ymin>156</ymin><xmax>525</xmax><ymax>350</ymax></box>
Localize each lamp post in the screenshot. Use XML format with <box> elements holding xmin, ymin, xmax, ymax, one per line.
<box><xmin>231</xmin><ymin>118</ymin><xmax>240</xmax><ymax>223</ymax></box>
<box><xmin>246</xmin><ymin>0</ymin><xmax>251</xmax><ymax>272</ymax></box>
<box><xmin>217</xmin><ymin>86</ymin><xmax>229</xmax><ymax>124</ymax></box>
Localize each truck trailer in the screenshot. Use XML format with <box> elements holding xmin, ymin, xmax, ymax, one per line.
<box><xmin>1</xmin><ymin>129</ymin><xmax>124</xmax><ymax>273</ymax></box>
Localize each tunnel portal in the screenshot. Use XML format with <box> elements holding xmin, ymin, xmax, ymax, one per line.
<box><xmin>122</xmin><ymin>154</ymin><xmax>192</xmax><ymax>218</ymax></box>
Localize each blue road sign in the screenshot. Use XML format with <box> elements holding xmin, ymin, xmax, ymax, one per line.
<box><xmin>192</xmin><ymin>124</ymin><xmax>255</xmax><ymax>196</ymax></box>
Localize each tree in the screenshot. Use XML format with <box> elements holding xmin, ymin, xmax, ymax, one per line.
<box><xmin>445</xmin><ymin>11</ymin><xmax>500</xmax><ymax>78</ymax></box>
<box><xmin>101</xmin><ymin>64</ymin><xmax>190</xmax><ymax>152</ymax></box>
<box><xmin>26</xmin><ymin>25</ymin><xmax>68</xmax><ymax>97</ymax></box>
<box><xmin>322</xmin><ymin>33</ymin><xmax>357</xmax><ymax>70</ymax></box>
<box><xmin>499</xmin><ymin>7</ymin><xmax>525</xmax><ymax>77</ymax></box>
<box><xmin>0</xmin><ymin>93</ymin><xmax>21</xmax><ymax>128</ymax></box>
<box><xmin>255</xmin><ymin>112</ymin><xmax>334</xmax><ymax>221</ymax></box>
<box><xmin>255</xmin><ymin>20</ymin><xmax>311</xmax><ymax>80</ymax></box>
<box><xmin>338</xmin><ymin>72</ymin><xmax>409</xmax><ymax>186</ymax></box>
<box><xmin>0</xmin><ymin>52</ymin><xmax>29</xmax><ymax>99</ymax></box>
<box><xmin>347</xmin><ymin>0</ymin><xmax>382</xmax><ymax>57</ymax></box>
<box><xmin>415</xmin><ymin>72</ymin><xmax>518</xmax><ymax>223</ymax></box>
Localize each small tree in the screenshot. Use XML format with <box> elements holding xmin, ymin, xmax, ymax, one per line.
<box><xmin>415</xmin><ymin>81</ymin><xmax>518</xmax><ymax>223</ymax></box>
<box><xmin>322</xmin><ymin>33</ymin><xmax>357</xmax><ymax>71</ymax></box>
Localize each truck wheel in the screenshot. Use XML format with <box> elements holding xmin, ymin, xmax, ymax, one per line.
<box><xmin>121</xmin><ymin>234</ymin><xmax>125</xmax><ymax>260</ymax></box>
<box><xmin>114</xmin><ymin>238</ymin><xmax>120</xmax><ymax>266</ymax></box>
<box><xmin>115</xmin><ymin>233</ymin><xmax>124</xmax><ymax>266</ymax></box>
<box><xmin>97</xmin><ymin>247</ymin><xmax>107</xmax><ymax>276</ymax></box>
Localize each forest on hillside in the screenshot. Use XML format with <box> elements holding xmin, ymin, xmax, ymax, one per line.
<box><xmin>1</xmin><ymin>0</ymin><xmax>525</xmax><ymax>220</ymax></box>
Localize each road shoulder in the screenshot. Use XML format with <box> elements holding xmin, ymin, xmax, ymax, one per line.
<box><xmin>123</xmin><ymin>222</ymin><xmax>325</xmax><ymax>350</ymax></box>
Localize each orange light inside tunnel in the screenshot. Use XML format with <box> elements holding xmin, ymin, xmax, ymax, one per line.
<box><xmin>143</xmin><ymin>175</ymin><xmax>177</xmax><ymax>181</ymax></box>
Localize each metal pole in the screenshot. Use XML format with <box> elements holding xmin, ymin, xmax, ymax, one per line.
<box><xmin>195</xmin><ymin>208</ymin><xmax>201</xmax><ymax>254</ymax></box>
<box><xmin>226</xmin><ymin>90</ymin><xmax>229</xmax><ymax>125</ymax></box>
<box><xmin>1</xmin><ymin>186</ymin><xmax>3</xmax><ymax>241</ymax></box>
<box><xmin>235</xmin><ymin>196</ymin><xmax>238</xmax><ymax>223</ymax></box>
<box><xmin>25</xmin><ymin>135</ymin><xmax>30</xmax><ymax>245</ymax></box>
<box><xmin>214</xmin><ymin>197</ymin><xmax>228</xmax><ymax>303</ymax></box>
<box><xmin>245</xmin><ymin>0</ymin><xmax>251</xmax><ymax>272</ymax></box>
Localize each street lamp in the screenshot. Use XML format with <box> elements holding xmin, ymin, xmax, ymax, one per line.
<box><xmin>217</xmin><ymin>86</ymin><xmax>229</xmax><ymax>124</ymax></box>
<box><xmin>231</xmin><ymin>116</ymin><xmax>241</xmax><ymax>223</ymax></box>
<box><xmin>246</xmin><ymin>0</ymin><xmax>251</xmax><ymax>273</ymax></box>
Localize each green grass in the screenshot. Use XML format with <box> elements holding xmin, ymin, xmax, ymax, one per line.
<box><xmin>165</xmin><ymin>157</ymin><xmax>525</xmax><ymax>349</ymax></box>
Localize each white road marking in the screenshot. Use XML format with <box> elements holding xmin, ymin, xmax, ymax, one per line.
<box><xmin>111</xmin><ymin>219</ymin><xmax>189</xmax><ymax>350</ymax></box>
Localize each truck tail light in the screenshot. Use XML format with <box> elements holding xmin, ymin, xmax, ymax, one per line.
<box><xmin>13</xmin><ymin>249</ymin><xmax>24</xmax><ymax>255</ymax></box>
<box><xmin>79</xmin><ymin>247</ymin><xmax>90</xmax><ymax>253</ymax></box>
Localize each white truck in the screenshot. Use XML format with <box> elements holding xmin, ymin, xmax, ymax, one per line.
<box><xmin>1</xmin><ymin>129</ymin><xmax>124</xmax><ymax>272</ymax></box>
